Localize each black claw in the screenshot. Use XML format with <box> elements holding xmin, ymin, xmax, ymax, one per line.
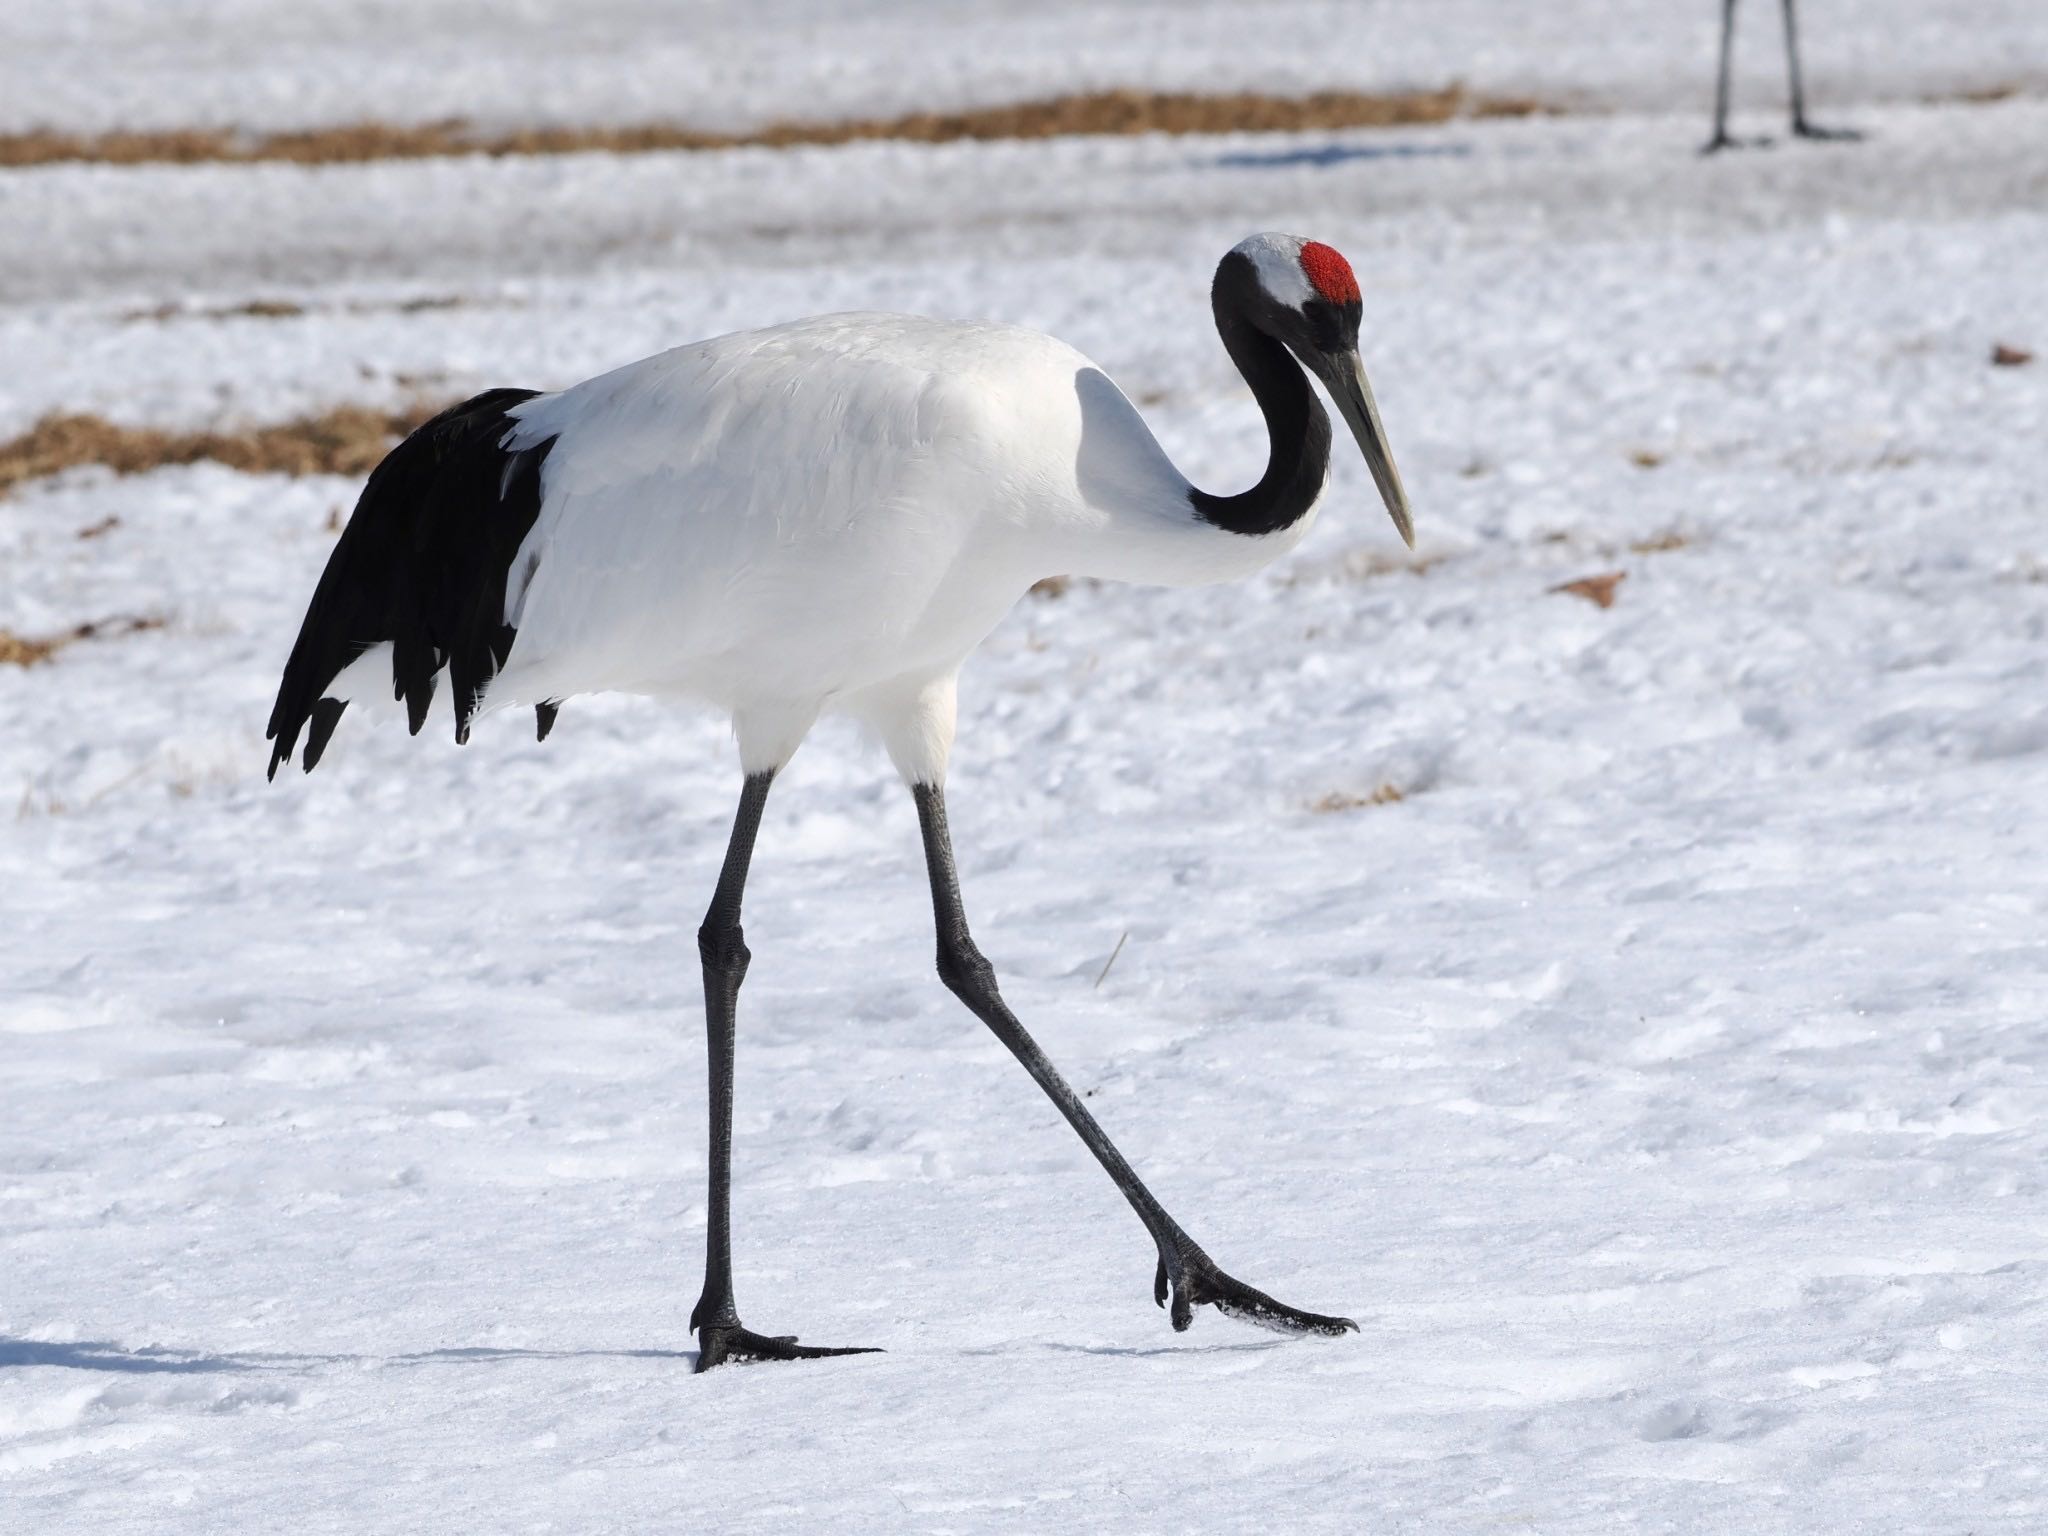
<box><xmin>1155</xmin><ymin>1251</ymin><xmax>1357</xmax><ymax>1339</ymax></box>
<box><xmin>1212</xmin><ymin>1291</ymin><xmax>1359</xmax><ymax>1338</ymax></box>
<box><xmin>694</xmin><ymin>1324</ymin><xmax>882</xmax><ymax>1373</ymax></box>
<box><xmin>1155</xmin><ymin>1248</ymin><xmax>1197</xmax><ymax>1328</ymax></box>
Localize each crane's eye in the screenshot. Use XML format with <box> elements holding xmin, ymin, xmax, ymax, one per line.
<box><xmin>1300</xmin><ymin>299</ymin><xmax>1352</xmax><ymax>354</ymax></box>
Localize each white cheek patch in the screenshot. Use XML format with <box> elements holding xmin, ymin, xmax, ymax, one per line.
<box><xmin>1233</xmin><ymin>232</ymin><xmax>1313</xmax><ymax>308</ymax></box>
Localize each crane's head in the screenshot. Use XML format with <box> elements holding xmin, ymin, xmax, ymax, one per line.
<box><xmin>1222</xmin><ymin>233</ymin><xmax>1414</xmax><ymax>548</ymax></box>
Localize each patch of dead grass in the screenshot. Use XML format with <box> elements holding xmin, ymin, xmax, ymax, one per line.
<box><xmin>122</xmin><ymin>294</ymin><xmax>473</xmax><ymax>325</ymax></box>
<box><xmin>124</xmin><ymin>297</ymin><xmax>307</xmax><ymax>323</ymax></box>
<box><xmin>0</xmin><ymin>631</ymin><xmax>58</xmax><ymax>667</ymax></box>
<box><xmin>1935</xmin><ymin>83</ymin><xmax>2022</xmax><ymax>105</ymax></box>
<box><xmin>0</xmin><ymin>403</ymin><xmax>447</xmax><ymax>497</ymax></box>
<box><xmin>1</xmin><ymin>614</ymin><xmax>164</xmax><ymax>667</ymax></box>
<box><xmin>1279</xmin><ymin>547</ymin><xmax>1453</xmax><ymax>586</ymax></box>
<box><xmin>1311</xmin><ymin>784</ymin><xmax>1406</xmax><ymax>813</ymax></box>
<box><xmin>0</xmin><ymin>87</ymin><xmax>1554</xmax><ymax>169</ymax></box>
<box><xmin>1627</xmin><ymin>531</ymin><xmax>1690</xmax><ymax>555</ymax></box>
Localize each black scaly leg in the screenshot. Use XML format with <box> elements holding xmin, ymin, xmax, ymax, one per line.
<box><xmin>1782</xmin><ymin>0</ymin><xmax>1862</xmax><ymax>142</ymax></box>
<box><xmin>1703</xmin><ymin>0</ymin><xmax>1770</xmax><ymax>153</ymax></box>
<box><xmin>691</xmin><ymin>772</ymin><xmax>880</xmax><ymax>1371</ymax></box>
<box><xmin>913</xmin><ymin>782</ymin><xmax>1356</xmax><ymax>1339</ymax></box>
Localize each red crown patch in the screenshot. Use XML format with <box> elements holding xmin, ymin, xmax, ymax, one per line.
<box><xmin>1299</xmin><ymin>241</ymin><xmax>1360</xmax><ymax>305</ymax></box>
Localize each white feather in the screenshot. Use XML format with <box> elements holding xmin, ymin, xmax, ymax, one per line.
<box><xmin>1233</xmin><ymin>232</ymin><xmax>1314</xmax><ymax>309</ymax></box>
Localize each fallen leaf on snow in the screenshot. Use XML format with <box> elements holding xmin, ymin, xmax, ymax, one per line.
<box><xmin>1551</xmin><ymin>571</ymin><xmax>1627</xmax><ymax>608</ymax></box>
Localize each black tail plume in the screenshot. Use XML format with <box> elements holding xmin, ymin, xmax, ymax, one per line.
<box><xmin>265</xmin><ymin>388</ymin><xmax>555</xmax><ymax>779</ymax></box>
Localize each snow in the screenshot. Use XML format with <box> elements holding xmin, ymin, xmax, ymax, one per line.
<box><xmin>6</xmin><ymin>0</ymin><xmax>2045</xmax><ymax>134</ymax></box>
<box><xmin>4</xmin><ymin>4</ymin><xmax>2048</xmax><ymax>1530</ymax></box>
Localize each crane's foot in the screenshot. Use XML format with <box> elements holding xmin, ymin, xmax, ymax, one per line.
<box><xmin>1700</xmin><ymin>131</ymin><xmax>1774</xmax><ymax>155</ymax></box>
<box><xmin>694</xmin><ymin>1321</ymin><xmax>882</xmax><ymax>1373</ymax></box>
<box><xmin>1153</xmin><ymin>1246</ymin><xmax>1358</xmax><ymax>1337</ymax></box>
<box><xmin>1791</xmin><ymin>119</ymin><xmax>1863</xmax><ymax>144</ymax></box>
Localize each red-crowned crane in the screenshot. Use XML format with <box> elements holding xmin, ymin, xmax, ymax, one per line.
<box><xmin>267</xmin><ymin>233</ymin><xmax>1412</xmax><ymax>1370</ymax></box>
<box><xmin>1706</xmin><ymin>0</ymin><xmax>1863</xmax><ymax>152</ymax></box>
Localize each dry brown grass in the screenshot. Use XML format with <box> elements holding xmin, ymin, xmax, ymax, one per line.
<box><xmin>0</xmin><ymin>403</ymin><xmax>446</xmax><ymax>497</ymax></box>
<box><xmin>1</xmin><ymin>614</ymin><xmax>164</xmax><ymax>668</ymax></box>
<box><xmin>123</xmin><ymin>294</ymin><xmax>470</xmax><ymax>324</ymax></box>
<box><xmin>1310</xmin><ymin>784</ymin><xmax>1406</xmax><ymax>813</ymax></box>
<box><xmin>0</xmin><ymin>87</ymin><xmax>1552</xmax><ymax>169</ymax></box>
<box><xmin>1627</xmin><ymin>531</ymin><xmax>1690</xmax><ymax>555</ymax></box>
<box><xmin>1277</xmin><ymin>547</ymin><xmax>1452</xmax><ymax>587</ymax></box>
<box><xmin>125</xmin><ymin>303</ymin><xmax>303</xmax><ymax>325</ymax></box>
<box><xmin>124</xmin><ymin>297</ymin><xmax>307</xmax><ymax>322</ymax></box>
<box><xmin>1939</xmin><ymin>84</ymin><xmax>2022</xmax><ymax>105</ymax></box>
<box><xmin>0</xmin><ymin>631</ymin><xmax>59</xmax><ymax>667</ymax></box>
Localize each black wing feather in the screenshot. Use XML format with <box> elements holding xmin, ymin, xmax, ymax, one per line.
<box><xmin>266</xmin><ymin>388</ymin><xmax>556</xmax><ymax>779</ymax></box>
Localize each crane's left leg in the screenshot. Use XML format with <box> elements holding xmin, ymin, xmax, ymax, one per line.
<box><xmin>1782</xmin><ymin>0</ymin><xmax>1862</xmax><ymax>141</ymax></box>
<box><xmin>691</xmin><ymin>771</ymin><xmax>881</xmax><ymax>1371</ymax></box>
<box><xmin>913</xmin><ymin>782</ymin><xmax>1357</xmax><ymax>1339</ymax></box>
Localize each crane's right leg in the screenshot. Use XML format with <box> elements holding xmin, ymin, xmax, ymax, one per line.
<box><xmin>912</xmin><ymin>781</ymin><xmax>1357</xmax><ymax>1340</ymax></box>
<box><xmin>1781</xmin><ymin>0</ymin><xmax>1862</xmax><ymax>141</ymax></box>
<box><xmin>691</xmin><ymin>771</ymin><xmax>880</xmax><ymax>1371</ymax></box>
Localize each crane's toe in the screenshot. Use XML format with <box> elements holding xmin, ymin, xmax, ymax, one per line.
<box><xmin>1153</xmin><ymin>1249</ymin><xmax>1358</xmax><ymax>1338</ymax></box>
<box><xmin>694</xmin><ymin>1324</ymin><xmax>883</xmax><ymax>1373</ymax></box>
<box><xmin>1700</xmin><ymin>131</ymin><xmax>1775</xmax><ymax>155</ymax></box>
<box><xmin>1791</xmin><ymin>120</ymin><xmax>1863</xmax><ymax>143</ymax></box>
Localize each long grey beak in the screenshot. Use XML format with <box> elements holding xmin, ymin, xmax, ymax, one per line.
<box><xmin>1319</xmin><ymin>349</ymin><xmax>1414</xmax><ymax>549</ymax></box>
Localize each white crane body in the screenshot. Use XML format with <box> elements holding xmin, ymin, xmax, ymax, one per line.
<box><xmin>493</xmin><ymin>314</ymin><xmax>1308</xmax><ymax>775</ymax></box>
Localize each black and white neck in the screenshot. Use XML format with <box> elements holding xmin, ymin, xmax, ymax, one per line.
<box><xmin>1188</xmin><ymin>233</ymin><xmax>1361</xmax><ymax>539</ymax></box>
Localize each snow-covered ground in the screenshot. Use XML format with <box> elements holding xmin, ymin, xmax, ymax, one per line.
<box><xmin>6</xmin><ymin>0</ymin><xmax>2046</xmax><ymax>134</ymax></box>
<box><xmin>3</xmin><ymin>4</ymin><xmax>2047</xmax><ymax>1530</ymax></box>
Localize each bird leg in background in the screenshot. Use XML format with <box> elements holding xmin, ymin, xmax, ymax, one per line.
<box><xmin>1781</xmin><ymin>0</ymin><xmax>1863</xmax><ymax>141</ymax></box>
<box><xmin>1704</xmin><ymin>0</ymin><xmax>1773</xmax><ymax>152</ymax></box>
<box><xmin>691</xmin><ymin>771</ymin><xmax>881</xmax><ymax>1371</ymax></box>
<box><xmin>911</xmin><ymin>782</ymin><xmax>1358</xmax><ymax>1338</ymax></box>
<box><xmin>1707</xmin><ymin>0</ymin><xmax>1863</xmax><ymax>152</ymax></box>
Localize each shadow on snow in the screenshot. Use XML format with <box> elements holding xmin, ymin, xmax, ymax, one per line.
<box><xmin>1207</xmin><ymin>140</ymin><xmax>1473</xmax><ymax>170</ymax></box>
<box><xmin>0</xmin><ymin>1337</ymin><xmax>696</xmax><ymax>1374</ymax></box>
